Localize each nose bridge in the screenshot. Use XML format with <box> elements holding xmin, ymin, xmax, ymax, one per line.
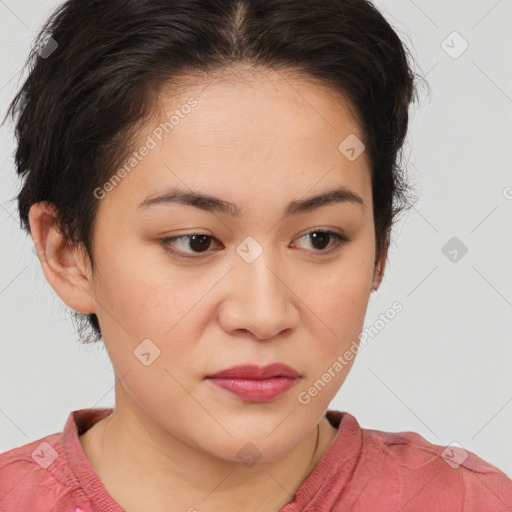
<box><xmin>228</xmin><ymin>235</ymin><xmax>295</xmax><ymax>337</ymax></box>
<box><xmin>237</xmin><ymin>239</ymin><xmax>285</xmax><ymax>305</ymax></box>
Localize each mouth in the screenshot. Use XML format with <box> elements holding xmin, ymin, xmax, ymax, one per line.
<box><xmin>206</xmin><ymin>363</ymin><xmax>300</xmax><ymax>403</ymax></box>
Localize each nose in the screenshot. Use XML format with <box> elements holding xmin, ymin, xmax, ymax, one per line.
<box><xmin>218</xmin><ymin>249</ymin><xmax>299</xmax><ymax>340</ymax></box>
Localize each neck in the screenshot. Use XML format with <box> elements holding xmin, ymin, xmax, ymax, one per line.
<box><xmin>79</xmin><ymin>399</ymin><xmax>337</xmax><ymax>512</ymax></box>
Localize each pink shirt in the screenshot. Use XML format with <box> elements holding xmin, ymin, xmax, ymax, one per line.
<box><xmin>1</xmin><ymin>408</ymin><xmax>511</xmax><ymax>511</ymax></box>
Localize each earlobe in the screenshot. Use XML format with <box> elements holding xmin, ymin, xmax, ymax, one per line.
<box><xmin>28</xmin><ymin>202</ymin><xmax>96</xmax><ymax>315</ymax></box>
<box><xmin>371</xmin><ymin>246</ymin><xmax>388</xmax><ymax>292</ymax></box>
<box><xmin>372</xmin><ymin>272</ymin><xmax>383</xmax><ymax>292</ymax></box>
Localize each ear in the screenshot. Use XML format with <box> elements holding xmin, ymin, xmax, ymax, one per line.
<box><xmin>371</xmin><ymin>242</ymin><xmax>388</xmax><ymax>292</ymax></box>
<box><xmin>28</xmin><ymin>201</ymin><xmax>97</xmax><ymax>315</ymax></box>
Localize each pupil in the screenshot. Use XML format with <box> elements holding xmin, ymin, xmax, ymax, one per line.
<box><xmin>190</xmin><ymin>235</ymin><xmax>211</xmax><ymax>252</ymax></box>
<box><xmin>311</xmin><ymin>232</ymin><xmax>330</xmax><ymax>250</ymax></box>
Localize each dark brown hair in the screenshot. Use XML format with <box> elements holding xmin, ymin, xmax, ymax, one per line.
<box><xmin>4</xmin><ymin>0</ymin><xmax>424</xmax><ymax>344</ymax></box>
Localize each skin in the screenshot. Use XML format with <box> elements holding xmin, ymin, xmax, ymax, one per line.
<box><xmin>29</xmin><ymin>65</ymin><xmax>387</xmax><ymax>512</ymax></box>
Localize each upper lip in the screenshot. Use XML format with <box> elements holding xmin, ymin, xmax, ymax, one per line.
<box><xmin>207</xmin><ymin>363</ymin><xmax>300</xmax><ymax>380</ymax></box>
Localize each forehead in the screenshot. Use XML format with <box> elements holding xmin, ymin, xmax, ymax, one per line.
<box><xmin>154</xmin><ymin>66</ymin><xmax>364</xmax><ymax>146</ymax></box>
<box><xmin>99</xmin><ymin>66</ymin><xmax>372</xmax><ymax>216</ymax></box>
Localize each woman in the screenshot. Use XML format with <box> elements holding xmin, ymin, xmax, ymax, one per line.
<box><xmin>1</xmin><ymin>0</ymin><xmax>511</xmax><ymax>511</ymax></box>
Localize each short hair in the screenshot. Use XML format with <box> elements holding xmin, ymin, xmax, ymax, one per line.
<box><xmin>4</xmin><ymin>0</ymin><xmax>424</xmax><ymax>344</ymax></box>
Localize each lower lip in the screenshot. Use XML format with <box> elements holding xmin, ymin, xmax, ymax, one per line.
<box><xmin>207</xmin><ymin>377</ymin><xmax>298</xmax><ymax>402</ymax></box>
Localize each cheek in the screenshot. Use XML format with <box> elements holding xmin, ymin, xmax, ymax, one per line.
<box><xmin>298</xmin><ymin>240</ymin><xmax>375</xmax><ymax>369</ymax></box>
<box><xmin>93</xmin><ymin>243</ymin><xmax>198</xmax><ymax>335</ymax></box>
<box><xmin>317</xmin><ymin>274</ymin><xmax>371</xmax><ymax>337</ymax></box>
<box><xmin>92</xmin><ymin>254</ymin><xmax>200</xmax><ymax>402</ymax></box>
<box><xmin>91</xmin><ymin>246</ymin><xmax>216</xmax><ymax>389</ymax></box>
<box><xmin>304</xmin><ymin>242</ymin><xmax>374</xmax><ymax>325</ymax></box>
<box><xmin>294</xmin><ymin>271</ymin><xmax>370</xmax><ymax>410</ymax></box>
<box><xmin>303</xmin><ymin>284</ymin><xmax>369</xmax><ymax>376</ymax></box>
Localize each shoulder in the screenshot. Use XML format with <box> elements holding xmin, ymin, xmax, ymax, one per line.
<box><xmin>0</xmin><ymin>432</ymin><xmax>79</xmax><ymax>511</ymax></box>
<box><xmin>363</xmin><ymin>426</ymin><xmax>512</xmax><ymax>511</ymax></box>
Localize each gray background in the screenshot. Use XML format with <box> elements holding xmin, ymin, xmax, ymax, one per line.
<box><xmin>1</xmin><ymin>0</ymin><xmax>511</xmax><ymax>478</ymax></box>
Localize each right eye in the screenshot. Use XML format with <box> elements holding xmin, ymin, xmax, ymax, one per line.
<box><xmin>160</xmin><ymin>234</ymin><xmax>223</xmax><ymax>259</ymax></box>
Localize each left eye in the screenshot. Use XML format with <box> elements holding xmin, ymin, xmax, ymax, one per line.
<box><xmin>161</xmin><ymin>230</ymin><xmax>349</xmax><ymax>259</ymax></box>
<box><xmin>293</xmin><ymin>231</ymin><xmax>349</xmax><ymax>252</ymax></box>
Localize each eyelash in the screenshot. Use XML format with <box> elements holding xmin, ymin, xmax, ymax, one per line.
<box><xmin>160</xmin><ymin>230</ymin><xmax>350</xmax><ymax>260</ymax></box>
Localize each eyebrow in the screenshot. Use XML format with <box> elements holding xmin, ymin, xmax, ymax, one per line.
<box><xmin>137</xmin><ymin>185</ymin><xmax>364</xmax><ymax>217</ymax></box>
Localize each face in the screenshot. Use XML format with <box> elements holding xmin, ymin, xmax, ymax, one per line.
<box><xmin>55</xmin><ymin>67</ymin><xmax>384</xmax><ymax>462</ymax></box>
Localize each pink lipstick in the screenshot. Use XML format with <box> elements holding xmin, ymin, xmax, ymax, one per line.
<box><xmin>206</xmin><ymin>363</ymin><xmax>300</xmax><ymax>403</ymax></box>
